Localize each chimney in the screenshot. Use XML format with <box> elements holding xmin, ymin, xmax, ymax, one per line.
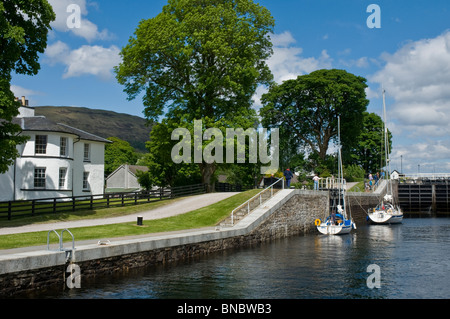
<box><xmin>21</xmin><ymin>96</ymin><xmax>29</xmax><ymax>106</ymax></box>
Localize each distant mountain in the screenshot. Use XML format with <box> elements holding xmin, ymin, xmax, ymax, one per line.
<box><xmin>34</xmin><ymin>106</ymin><xmax>152</xmax><ymax>152</ymax></box>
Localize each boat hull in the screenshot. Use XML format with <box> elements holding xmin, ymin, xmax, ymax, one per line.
<box><xmin>368</xmin><ymin>211</ymin><xmax>403</xmax><ymax>224</ymax></box>
<box><xmin>317</xmin><ymin>222</ymin><xmax>354</xmax><ymax>235</ymax></box>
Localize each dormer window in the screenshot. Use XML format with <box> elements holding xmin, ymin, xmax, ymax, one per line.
<box><xmin>35</xmin><ymin>135</ymin><xmax>47</xmax><ymax>154</ymax></box>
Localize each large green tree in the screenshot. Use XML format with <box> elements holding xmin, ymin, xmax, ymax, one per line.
<box><xmin>104</xmin><ymin>137</ymin><xmax>139</xmax><ymax>176</ymax></box>
<box><xmin>0</xmin><ymin>0</ymin><xmax>55</xmax><ymax>173</ymax></box>
<box><xmin>347</xmin><ymin>111</ymin><xmax>392</xmax><ymax>174</ymax></box>
<box><xmin>115</xmin><ymin>0</ymin><xmax>275</xmax><ymax>191</ymax></box>
<box><xmin>260</xmin><ymin>69</ymin><xmax>369</xmax><ymax>168</ymax></box>
<box><xmin>138</xmin><ymin>119</ymin><xmax>202</xmax><ymax>188</ymax></box>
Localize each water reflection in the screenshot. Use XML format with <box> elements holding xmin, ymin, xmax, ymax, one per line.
<box><xmin>24</xmin><ymin>218</ymin><xmax>450</xmax><ymax>299</ymax></box>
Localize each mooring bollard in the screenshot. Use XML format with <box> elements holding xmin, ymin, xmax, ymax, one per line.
<box><xmin>137</xmin><ymin>216</ymin><xmax>143</xmax><ymax>226</ymax></box>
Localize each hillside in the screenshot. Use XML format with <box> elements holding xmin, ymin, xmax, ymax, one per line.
<box><xmin>34</xmin><ymin>106</ymin><xmax>152</xmax><ymax>152</ymax></box>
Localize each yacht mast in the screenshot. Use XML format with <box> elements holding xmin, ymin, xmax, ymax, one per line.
<box><xmin>382</xmin><ymin>89</ymin><xmax>392</xmax><ymax>196</ymax></box>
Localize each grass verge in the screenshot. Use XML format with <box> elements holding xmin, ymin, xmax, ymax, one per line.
<box><xmin>348</xmin><ymin>181</ymin><xmax>365</xmax><ymax>192</ymax></box>
<box><xmin>0</xmin><ymin>189</ymin><xmax>260</xmax><ymax>250</ymax></box>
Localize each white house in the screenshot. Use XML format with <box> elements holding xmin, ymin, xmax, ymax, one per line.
<box><xmin>105</xmin><ymin>164</ymin><xmax>148</xmax><ymax>193</ymax></box>
<box><xmin>391</xmin><ymin>170</ymin><xmax>403</xmax><ymax>180</ymax></box>
<box><xmin>0</xmin><ymin>100</ymin><xmax>111</xmax><ymax>201</ymax></box>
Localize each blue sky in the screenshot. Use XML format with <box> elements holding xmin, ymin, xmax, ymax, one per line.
<box><xmin>10</xmin><ymin>0</ymin><xmax>450</xmax><ymax>174</ymax></box>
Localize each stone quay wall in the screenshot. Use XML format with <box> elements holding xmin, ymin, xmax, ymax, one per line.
<box><xmin>0</xmin><ymin>189</ymin><xmax>378</xmax><ymax>297</ymax></box>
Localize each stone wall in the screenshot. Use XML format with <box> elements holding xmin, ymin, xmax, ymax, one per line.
<box><xmin>347</xmin><ymin>193</ymin><xmax>383</xmax><ymax>223</ymax></box>
<box><xmin>0</xmin><ymin>190</ymin><xmax>378</xmax><ymax>297</ymax></box>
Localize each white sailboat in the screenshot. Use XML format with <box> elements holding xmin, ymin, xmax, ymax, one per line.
<box><xmin>367</xmin><ymin>90</ymin><xmax>403</xmax><ymax>224</ymax></box>
<box><xmin>316</xmin><ymin>118</ymin><xmax>356</xmax><ymax>235</ymax></box>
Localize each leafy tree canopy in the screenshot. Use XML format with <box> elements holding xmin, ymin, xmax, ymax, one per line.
<box><xmin>115</xmin><ymin>0</ymin><xmax>275</xmax><ymax>190</ymax></box>
<box><xmin>0</xmin><ymin>0</ymin><xmax>55</xmax><ymax>173</ymax></box>
<box><xmin>260</xmin><ymin>69</ymin><xmax>369</xmax><ymax>168</ymax></box>
<box><xmin>346</xmin><ymin>111</ymin><xmax>392</xmax><ymax>174</ymax></box>
<box><xmin>104</xmin><ymin>137</ymin><xmax>139</xmax><ymax>176</ymax></box>
<box><xmin>139</xmin><ymin>119</ymin><xmax>202</xmax><ymax>188</ymax></box>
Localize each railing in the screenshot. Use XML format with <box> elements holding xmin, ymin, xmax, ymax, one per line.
<box><xmin>229</xmin><ymin>178</ymin><xmax>284</xmax><ymax>226</ymax></box>
<box><xmin>0</xmin><ymin>183</ymin><xmax>207</xmax><ymax>220</ymax></box>
<box><xmin>401</xmin><ymin>173</ymin><xmax>450</xmax><ymax>180</ymax></box>
<box><xmin>319</xmin><ymin>177</ymin><xmax>346</xmax><ymax>190</ymax></box>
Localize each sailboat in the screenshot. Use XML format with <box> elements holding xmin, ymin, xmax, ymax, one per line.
<box><xmin>316</xmin><ymin>117</ymin><xmax>356</xmax><ymax>235</ymax></box>
<box><xmin>367</xmin><ymin>90</ymin><xmax>403</xmax><ymax>224</ymax></box>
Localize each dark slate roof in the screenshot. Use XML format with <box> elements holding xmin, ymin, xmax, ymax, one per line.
<box><xmin>12</xmin><ymin>116</ymin><xmax>111</xmax><ymax>143</ymax></box>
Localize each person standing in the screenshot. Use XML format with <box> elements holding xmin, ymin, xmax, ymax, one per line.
<box><xmin>313</xmin><ymin>174</ymin><xmax>320</xmax><ymax>190</ymax></box>
<box><xmin>284</xmin><ymin>168</ymin><xmax>294</xmax><ymax>188</ymax></box>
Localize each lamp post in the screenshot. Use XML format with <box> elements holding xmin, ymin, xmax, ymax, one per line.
<box><xmin>400</xmin><ymin>155</ymin><xmax>403</xmax><ymax>174</ymax></box>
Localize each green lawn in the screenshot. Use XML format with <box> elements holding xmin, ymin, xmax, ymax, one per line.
<box><xmin>348</xmin><ymin>181</ymin><xmax>365</xmax><ymax>192</ymax></box>
<box><xmin>0</xmin><ymin>189</ymin><xmax>260</xmax><ymax>250</ymax></box>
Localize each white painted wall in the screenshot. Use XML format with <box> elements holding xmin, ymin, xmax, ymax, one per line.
<box><xmin>0</xmin><ymin>131</ymin><xmax>106</xmax><ymax>201</ymax></box>
<box><xmin>72</xmin><ymin>141</ymin><xmax>105</xmax><ymax>197</ymax></box>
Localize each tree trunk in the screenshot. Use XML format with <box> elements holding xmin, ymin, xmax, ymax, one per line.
<box><xmin>199</xmin><ymin>162</ymin><xmax>216</xmax><ymax>193</ymax></box>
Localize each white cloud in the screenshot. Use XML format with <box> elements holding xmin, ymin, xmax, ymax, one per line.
<box><xmin>340</xmin><ymin>56</ymin><xmax>370</xmax><ymax>68</ymax></box>
<box><xmin>10</xmin><ymin>85</ymin><xmax>44</xmax><ymax>106</ymax></box>
<box><xmin>254</xmin><ymin>31</ymin><xmax>333</xmax><ymax>108</ymax></box>
<box><xmin>390</xmin><ymin>141</ymin><xmax>450</xmax><ymax>174</ymax></box>
<box><xmin>365</xmin><ymin>86</ymin><xmax>380</xmax><ymax>99</ymax></box>
<box><xmin>10</xmin><ymin>85</ymin><xmax>41</xmax><ymax>98</ymax></box>
<box><xmin>270</xmin><ymin>31</ymin><xmax>296</xmax><ymax>47</ymax></box>
<box><xmin>370</xmin><ymin>30</ymin><xmax>450</xmax><ymax>132</ymax></box>
<box><xmin>47</xmin><ymin>0</ymin><xmax>112</xmax><ymax>42</ymax></box>
<box><xmin>368</xmin><ymin>30</ymin><xmax>450</xmax><ymax>174</ymax></box>
<box><xmin>267</xmin><ymin>32</ymin><xmax>333</xmax><ymax>84</ymax></box>
<box><xmin>45</xmin><ymin>41</ymin><xmax>121</xmax><ymax>80</ymax></box>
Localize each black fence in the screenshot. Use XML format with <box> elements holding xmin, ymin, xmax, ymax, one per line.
<box><xmin>0</xmin><ymin>183</ymin><xmax>207</xmax><ymax>220</ymax></box>
<box><xmin>215</xmin><ymin>182</ymin><xmax>254</xmax><ymax>192</ymax></box>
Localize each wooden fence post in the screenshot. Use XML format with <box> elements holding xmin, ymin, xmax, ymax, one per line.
<box><xmin>32</xmin><ymin>200</ymin><xmax>35</xmax><ymax>216</ymax></box>
<box><xmin>8</xmin><ymin>201</ymin><xmax>12</xmax><ymax>220</ymax></box>
<box><xmin>1</xmin><ymin>183</ymin><xmax>211</xmax><ymax>220</ymax></box>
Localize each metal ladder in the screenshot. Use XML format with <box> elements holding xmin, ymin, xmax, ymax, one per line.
<box><xmin>47</xmin><ymin>228</ymin><xmax>75</xmax><ymax>262</ymax></box>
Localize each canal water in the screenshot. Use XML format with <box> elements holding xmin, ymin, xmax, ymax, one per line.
<box><xmin>31</xmin><ymin>217</ymin><xmax>450</xmax><ymax>299</ymax></box>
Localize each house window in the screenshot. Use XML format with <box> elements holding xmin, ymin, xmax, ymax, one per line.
<box><xmin>83</xmin><ymin>172</ymin><xmax>90</xmax><ymax>190</ymax></box>
<box><xmin>60</xmin><ymin>137</ymin><xmax>68</xmax><ymax>157</ymax></box>
<box><xmin>83</xmin><ymin>143</ymin><xmax>90</xmax><ymax>161</ymax></box>
<box><xmin>59</xmin><ymin>168</ymin><xmax>67</xmax><ymax>188</ymax></box>
<box><xmin>35</xmin><ymin>135</ymin><xmax>47</xmax><ymax>154</ymax></box>
<box><xmin>34</xmin><ymin>167</ymin><xmax>46</xmax><ymax>188</ymax></box>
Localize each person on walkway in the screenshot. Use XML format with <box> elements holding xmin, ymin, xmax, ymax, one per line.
<box><xmin>313</xmin><ymin>174</ymin><xmax>320</xmax><ymax>190</ymax></box>
<box><xmin>284</xmin><ymin>168</ymin><xmax>294</xmax><ymax>188</ymax></box>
